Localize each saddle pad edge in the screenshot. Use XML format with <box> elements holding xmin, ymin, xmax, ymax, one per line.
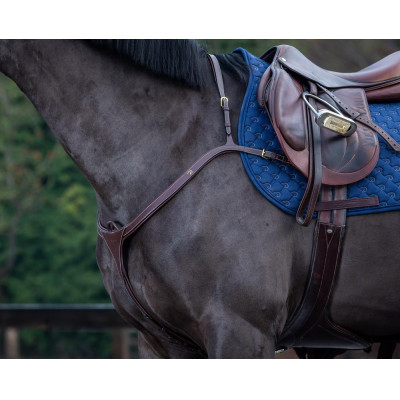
<box><xmin>235</xmin><ymin>48</ymin><xmax>299</xmax><ymax>216</ymax></box>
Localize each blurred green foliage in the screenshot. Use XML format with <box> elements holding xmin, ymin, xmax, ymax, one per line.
<box><xmin>0</xmin><ymin>73</ymin><xmax>111</xmax><ymax>358</ymax></box>
<box><xmin>0</xmin><ymin>74</ymin><xmax>106</xmax><ymax>302</ymax></box>
<box><xmin>0</xmin><ymin>40</ymin><xmax>399</xmax><ymax>358</ymax></box>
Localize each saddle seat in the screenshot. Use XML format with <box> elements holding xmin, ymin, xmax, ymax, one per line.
<box><xmin>257</xmin><ymin>45</ymin><xmax>400</xmax><ymax>187</ymax></box>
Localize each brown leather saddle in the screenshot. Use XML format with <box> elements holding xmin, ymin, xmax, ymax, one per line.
<box><xmin>257</xmin><ymin>45</ymin><xmax>400</xmax><ymax>225</ymax></box>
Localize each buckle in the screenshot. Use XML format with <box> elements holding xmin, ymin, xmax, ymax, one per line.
<box><xmin>302</xmin><ymin>92</ymin><xmax>357</xmax><ymax>136</ymax></box>
<box><xmin>220</xmin><ymin>96</ymin><xmax>229</xmax><ymax>108</ymax></box>
<box><xmin>262</xmin><ymin>149</ymin><xmax>288</xmax><ymax>164</ymax></box>
<box><xmin>261</xmin><ymin>149</ymin><xmax>269</xmax><ymax>159</ymax></box>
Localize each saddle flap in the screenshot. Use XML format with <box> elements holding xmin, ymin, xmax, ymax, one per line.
<box><xmin>257</xmin><ymin>45</ymin><xmax>380</xmax><ymax>186</ymax></box>
<box><xmin>270</xmin><ymin>67</ymin><xmax>307</xmax><ymax>151</ymax></box>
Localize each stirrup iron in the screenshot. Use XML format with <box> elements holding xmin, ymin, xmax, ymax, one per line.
<box><xmin>302</xmin><ymin>92</ymin><xmax>357</xmax><ymax>137</ymax></box>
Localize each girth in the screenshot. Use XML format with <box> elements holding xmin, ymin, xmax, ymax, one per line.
<box><xmin>97</xmin><ymin>50</ymin><xmax>400</xmax><ymax>355</ymax></box>
<box><xmin>277</xmin><ymin>185</ymin><xmax>371</xmax><ymax>350</ymax></box>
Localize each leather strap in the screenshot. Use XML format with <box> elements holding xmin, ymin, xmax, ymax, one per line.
<box><xmin>208</xmin><ymin>54</ymin><xmax>231</xmax><ymax>136</ymax></box>
<box><xmin>279</xmin><ymin>185</ymin><xmax>346</xmax><ymax>345</ymax></box>
<box><xmin>315</xmin><ymin>195</ymin><xmax>379</xmax><ymax>211</ymax></box>
<box><xmin>98</xmin><ymin>145</ymin><xmax>284</xmax><ymax>238</ymax></box>
<box><xmin>296</xmin><ymin>83</ymin><xmax>323</xmax><ymax>226</ymax></box>
<box><xmin>318</xmin><ymin>84</ymin><xmax>400</xmax><ymax>152</ymax></box>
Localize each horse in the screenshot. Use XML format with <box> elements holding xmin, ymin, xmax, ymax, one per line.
<box><xmin>0</xmin><ymin>39</ymin><xmax>399</xmax><ymax>358</ymax></box>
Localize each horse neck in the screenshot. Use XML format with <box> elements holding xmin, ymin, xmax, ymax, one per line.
<box><xmin>0</xmin><ymin>40</ymin><xmax>245</xmax><ymax>224</ymax></box>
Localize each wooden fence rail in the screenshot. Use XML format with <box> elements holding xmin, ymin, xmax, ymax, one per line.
<box><xmin>2</xmin><ymin>304</ymin><xmax>397</xmax><ymax>358</ymax></box>
<box><xmin>0</xmin><ymin>304</ymin><xmax>137</xmax><ymax>358</ymax></box>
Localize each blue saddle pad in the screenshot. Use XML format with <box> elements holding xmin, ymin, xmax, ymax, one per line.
<box><xmin>235</xmin><ymin>48</ymin><xmax>400</xmax><ymax>217</ymax></box>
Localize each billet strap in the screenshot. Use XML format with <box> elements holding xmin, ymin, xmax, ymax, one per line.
<box><xmin>97</xmin><ymin>54</ymin><xmax>287</xmax><ymax>351</ymax></box>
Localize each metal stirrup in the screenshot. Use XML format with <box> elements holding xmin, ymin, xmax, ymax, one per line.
<box><xmin>302</xmin><ymin>92</ymin><xmax>357</xmax><ymax>137</ymax></box>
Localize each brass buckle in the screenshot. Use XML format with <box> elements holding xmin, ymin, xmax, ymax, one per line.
<box><xmin>261</xmin><ymin>149</ymin><xmax>269</xmax><ymax>159</ymax></box>
<box><xmin>302</xmin><ymin>92</ymin><xmax>357</xmax><ymax>136</ymax></box>
<box><xmin>220</xmin><ymin>96</ymin><xmax>228</xmax><ymax>107</ymax></box>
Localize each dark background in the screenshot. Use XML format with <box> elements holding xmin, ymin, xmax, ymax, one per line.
<box><xmin>1</xmin><ymin>39</ymin><xmax>399</xmax><ymax>358</ymax></box>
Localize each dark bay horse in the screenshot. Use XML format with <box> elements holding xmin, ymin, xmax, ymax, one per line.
<box><xmin>0</xmin><ymin>40</ymin><xmax>399</xmax><ymax>358</ymax></box>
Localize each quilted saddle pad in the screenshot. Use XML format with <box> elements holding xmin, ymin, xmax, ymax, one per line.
<box><xmin>235</xmin><ymin>48</ymin><xmax>400</xmax><ymax>217</ymax></box>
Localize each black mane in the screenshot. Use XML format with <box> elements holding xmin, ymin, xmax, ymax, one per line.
<box><xmin>90</xmin><ymin>40</ymin><xmax>248</xmax><ymax>89</ymax></box>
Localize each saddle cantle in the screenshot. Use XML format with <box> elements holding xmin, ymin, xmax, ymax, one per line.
<box><xmin>256</xmin><ymin>45</ymin><xmax>400</xmax><ymax>225</ymax></box>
